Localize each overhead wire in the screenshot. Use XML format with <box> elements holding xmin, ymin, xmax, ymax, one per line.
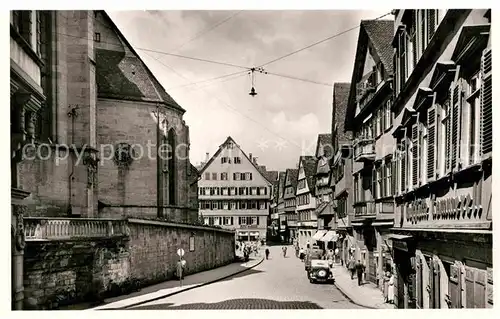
<box><xmin>169</xmin><ymin>11</ymin><xmax>242</xmax><ymax>53</ymax></box>
<box><xmin>256</xmin><ymin>11</ymin><xmax>392</xmax><ymax>68</ymax></box>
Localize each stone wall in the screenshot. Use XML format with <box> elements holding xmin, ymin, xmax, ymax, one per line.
<box><xmin>22</xmin><ymin>218</ymin><xmax>235</xmax><ymax>309</ymax></box>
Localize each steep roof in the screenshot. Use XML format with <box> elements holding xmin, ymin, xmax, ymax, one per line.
<box><xmin>197</xmin><ymin>136</ymin><xmax>273</xmax><ymax>184</ymax></box>
<box><xmin>332</xmin><ymin>83</ymin><xmax>352</xmax><ymax>140</ymax></box>
<box><xmin>278</xmin><ymin>171</ymin><xmax>286</xmax><ymax>201</ymax></box>
<box><xmin>300</xmin><ymin>155</ymin><xmax>318</xmax><ymax>195</ymax></box>
<box><xmin>361</xmin><ymin>20</ymin><xmax>395</xmax><ymax>74</ymax></box>
<box><xmin>284</xmin><ymin>168</ymin><xmax>299</xmax><ymax>199</ymax></box>
<box><xmin>97</xmin><ymin>11</ymin><xmax>185</xmax><ymax>112</ymax></box>
<box><xmin>345</xmin><ymin>19</ymin><xmax>395</xmax><ymax>131</ymax></box>
<box><xmin>316</xmin><ymin>134</ymin><xmax>333</xmax><ymax>159</ymax></box>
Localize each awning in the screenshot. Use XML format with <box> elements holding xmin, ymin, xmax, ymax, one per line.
<box><xmin>312</xmin><ymin>230</ymin><xmax>327</xmax><ymax>241</ymax></box>
<box><xmin>238</xmin><ymin>231</ymin><xmax>248</xmax><ymax>236</ymax></box>
<box><xmin>387</xmin><ymin>234</ymin><xmax>412</xmax><ymax>240</ymax></box>
<box><xmin>250</xmin><ymin>231</ymin><xmax>260</xmax><ymax>236</ymax></box>
<box><xmin>320</xmin><ymin>231</ymin><xmax>338</xmax><ymax>242</ymax></box>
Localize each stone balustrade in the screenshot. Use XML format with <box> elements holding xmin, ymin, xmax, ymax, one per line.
<box><xmin>24</xmin><ymin>217</ymin><xmax>129</xmax><ymax>241</ymax></box>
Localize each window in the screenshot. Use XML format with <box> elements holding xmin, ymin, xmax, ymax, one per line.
<box><xmin>94</xmin><ymin>32</ymin><xmax>101</xmax><ymax>42</ymax></box>
<box><xmin>234</xmin><ymin>157</ymin><xmax>241</xmax><ymax>164</ymax></box>
<box><xmin>251</xmin><ymin>187</ymin><xmax>257</xmax><ymax>195</ymax></box>
<box><xmin>233</xmin><ymin>173</ymin><xmax>240</xmax><ymax>181</ymax></box>
<box><xmin>221</xmin><ymin>187</ymin><xmax>228</xmax><ymax>196</ymax></box>
<box><xmin>221</xmin><ymin>172</ymin><xmax>228</xmax><ymax>180</ymax></box>
<box><xmin>223</xmin><ymin>201</ymin><xmax>229</xmax><ymax>210</ymax></box>
<box><xmin>385</xmin><ymin>99</ymin><xmax>393</xmax><ymax>130</ymax></box>
<box><xmin>245</xmin><ymin>172</ymin><xmax>252</xmax><ymax>180</ymax></box>
<box><xmin>212</xmin><ymin>173</ymin><xmax>218</xmax><ymax>180</ymax></box>
<box><xmin>223</xmin><ymin>217</ymin><xmax>233</xmax><ymax>225</ymax></box>
<box><xmin>450</xmin><ymin>76</ymin><xmax>463</xmax><ymax>171</ymax></box>
<box><xmin>230</xmin><ymin>187</ymin><xmax>236</xmax><ymax>196</ymax></box>
<box><xmin>298</xmin><ymin>179</ymin><xmax>306</xmax><ymax>189</ymax></box>
<box><xmin>204</xmin><ymin>188</ymin><xmax>210</xmax><ymax>196</ymax></box>
<box><xmin>12</xmin><ymin>11</ymin><xmax>33</xmax><ymax>47</ymax></box>
<box><xmin>227</xmin><ymin>143</ymin><xmax>234</xmax><ymax>149</ymax></box>
<box><xmin>205</xmin><ymin>172</ymin><xmax>210</xmax><ymax>180</ymax></box>
<box><xmin>260</xmin><ymin>202</ymin><xmax>267</xmax><ymax>210</ymax></box>
<box><xmin>385</xmin><ymin>163</ymin><xmax>392</xmax><ymax>196</ymax></box>
<box><xmin>480</xmin><ymin>49</ymin><xmax>492</xmax><ymax>157</ymax></box>
<box><xmin>259</xmin><ymin>187</ymin><xmax>267</xmax><ymax>195</ymax></box>
<box><xmin>230</xmin><ymin>202</ymin><xmax>236</xmax><ymax>210</ymax></box>
<box><xmin>465</xmin><ymin>72</ymin><xmax>481</xmax><ymax>165</ymax></box>
<box><xmin>376</xmin><ymin>109</ymin><xmax>382</xmax><ymax>137</ymax></box>
<box><xmin>221</xmin><ymin>157</ymin><xmax>228</xmax><ymax>164</ymax></box>
<box><xmin>376</xmin><ymin>166</ymin><xmax>382</xmax><ymax>199</ymax></box>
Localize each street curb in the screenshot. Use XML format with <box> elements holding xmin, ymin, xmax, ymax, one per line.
<box><xmin>102</xmin><ymin>256</ymin><xmax>265</xmax><ymax>310</ymax></box>
<box><xmin>332</xmin><ymin>281</ymin><xmax>377</xmax><ymax>309</ymax></box>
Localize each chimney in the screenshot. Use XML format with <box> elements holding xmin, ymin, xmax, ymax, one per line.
<box><xmin>249</xmin><ymin>153</ymin><xmax>252</xmax><ymax>162</ymax></box>
<box><xmin>253</xmin><ymin>157</ymin><xmax>258</xmax><ymax>164</ymax></box>
<box><xmin>205</xmin><ymin>152</ymin><xmax>209</xmax><ymax>162</ymax></box>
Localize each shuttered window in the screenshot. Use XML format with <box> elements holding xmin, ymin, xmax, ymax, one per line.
<box><xmin>427</xmin><ymin>10</ymin><xmax>437</xmax><ymax>42</ymax></box>
<box><xmin>465</xmin><ymin>267</ymin><xmax>487</xmax><ymax>308</ymax></box>
<box><xmin>450</xmin><ymin>78</ymin><xmax>463</xmax><ymax>170</ymax></box>
<box><xmin>400</xmin><ymin>131</ymin><xmax>407</xmax><ymax>193</ymax></box>
<box><xmin>427</xmin><ymin>105</ymin><xmax>437</xmax><ymax>180</ymax></box>
<box><xmin>412</xmin><ymin>118</ymin><xmax>420</xmax><ymax>187</ymax></box>
<box><xmin>480</xmin><ymin>48</ymin><xmax>492</xmax><ymax>157</ymax></box>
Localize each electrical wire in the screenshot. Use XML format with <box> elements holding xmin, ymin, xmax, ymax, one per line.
<box><xmin>170</xmin><ymin>11</ymin><xmax>242</xmax><ymax>53</ymax></box>
<box><xmin>265</xmin><ymin>71</ymin><xmax>332</xmax><ymax>87</ymax></box>
<box><xmin>167</xmin><ymin>70</ymin><xmax>249</xmax><ymax>90</ymax></box>
<box><xmin>146</xmin><ymin>50</ymin><xmax>302</xmax><ymax>149</ymax></box>
<box><xmin>256</xmin><ymin>11</ymin><xmax>392</xmax><ymax>68</ymax></box>
<box><xmin>53</xmin><ymin>31</ymin><xmax>251</xmax><ymax>70</ymax></box>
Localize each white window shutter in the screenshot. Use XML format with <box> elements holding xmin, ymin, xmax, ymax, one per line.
<box><xmin>480</xmin><ymin>48</ymin><xmax>492</xmax><ymax>158</ymax></box>
<box><xmin>427</xmin><ymin>94</ymin><xmax>437</xmax><ymax>181</ymax></box>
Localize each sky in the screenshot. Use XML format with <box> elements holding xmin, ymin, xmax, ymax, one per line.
<box><xmin>107</xmin><ymin>10</ymin><xmax>392</xmax><ymax>172</ymax></box>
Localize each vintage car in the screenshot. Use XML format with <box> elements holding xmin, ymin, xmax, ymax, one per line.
<box><xmin>304</xmin><ymin>249</ymin><xmax>324</xmax><ymax>272</ymax></box>
<box><xmin>307</xmin><ymin>259</ymin><xmax>334</xmax><ymax>284</ymax></box>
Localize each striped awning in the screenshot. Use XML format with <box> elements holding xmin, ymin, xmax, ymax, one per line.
<box><xmin>312</xmin><ymin>230</ymin><xmax>328</xmax><ymax>241</ymax></box>
<box><xmin>250</xmin><ymin>231</ymin><xmax>260</xmax><ymax>236</ymax></box>
<box><xmin>320</xmin><ymin>231</ymin><xmax>338</xmax><ymax>242</ymax></box>
<box><xmin>238</xmin><ymin>231</ymin><xmax>248</xmax><ymax>236</ymax></box>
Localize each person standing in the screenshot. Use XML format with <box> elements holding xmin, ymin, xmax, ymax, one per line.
<box><xmin>265</xmin><ymin>248</ymin><xmax>270</xmax><ymax>260</ymax></box>
<box><xmin>355</xmin><ymin>260</ymin><xmax>365</xmax><ymax>286</ymax></box>
<box><xmin>282</xmin><ymin>246</ymin><xmax>287</xmax><ymax>257</ymax></box>
<box><xmin>383</xmin><ymin>269</ymin><xmax>391</xmax><ymax>302</ymax></box>
<box><xmin>387</xmin><ymin>270</ymin><xmax>395</xmax><ymax>304</ymax></box>
<box><xmin>347</xmin><ymin>257</ymin><xmax>356</xmax><ymax>279</ymax></box>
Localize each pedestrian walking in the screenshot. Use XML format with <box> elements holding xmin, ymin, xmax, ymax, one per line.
<box><xmin>355</xmin><ymin>260</ymin><xmax>365</xmax><ymax>286</ymax></box>
<box><xmin>265</xmin><ymin>248</ymin><xmax>270</xmax><ymax>260</ymax></box>
<box><xmin>295</xmin><ymin>245</ymin><xmax>299</xmax><ymax>258</ymax></box>
<box><xmin>347</xmin><ymin>257</ymin><xmax>356</xmax><ymax>279</ymax></box>
<box><xmin>282</xmin><ymin>246</ymin><xmax>287</xmax><ymax>257</ymax></box>
<box><xmin>299</xmin><ymin>247</ymin><xmax>305</xmax><ymax>261</ymax></box>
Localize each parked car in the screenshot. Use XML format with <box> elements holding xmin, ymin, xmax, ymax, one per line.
<box><xmin>308</xmin><ymin>259</ymin><xmax>334</xmax><ymax>284</ymax></box>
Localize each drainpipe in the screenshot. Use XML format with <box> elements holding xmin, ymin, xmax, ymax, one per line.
<box><xmin>67</xmin><ymin>105</ymin><xmax>78</xmax><ymax>215</ymax></box>
<box><xmin>156</xmin><ymin>104</ymin><xmax>162</xmax><ymax>218</ymax></box>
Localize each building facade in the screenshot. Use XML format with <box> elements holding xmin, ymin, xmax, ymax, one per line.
<box><xmin>330</xmin><ymin>82</ymin><xmax>356</xmax><ymax>265</ymax></box>
<box><xmin>198</xmin><ymin>137</ymin><xmax>272</xmax><ymax>242</ymax></box>
<box><xmin>296</xmin><ymin>156</ymin><xmax>318</xmax><ymax>249</ymax></box>
<box><xmin>283</xmin><ymin>168</ymin><xmax>299</xmax><ymax>243</ymax></box>
<box><xmin>11</xmin><ymin>10</ymin><xmax>199</xmax><ymax>223</ymax></box>
<box><xmin>269</xmin><ymin>171</ymin><xmax>285</xmax><ymax>242</ymax></box>
<box><xmin>390</xmin><ymin>9</ymin><xmax>492</xmax><ymax>309</ymax></box>
<box><xmin>344</xmin><ymin>19</ymin><xmax>395</xmax><ymax>287</ymax></box>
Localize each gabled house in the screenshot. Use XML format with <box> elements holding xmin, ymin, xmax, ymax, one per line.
<box><xmin>197</xmin><ymin>136</ymin><xmax>272</xmax><ymax>243</ymax></box>
<box><xmin>330</xmin><ymin>82</ymin><xmax>355</xmax><ymax>265</ymax></box>
<box><xmin>344</xmin><ymin>19</ymin><xmax>395</xmax><ymax>286</ymax></box>
<box><xmin>295</xmin><ymin>156</ymin><xmax>318</xmax><ymax>249</ymax></box>
<box><xmin>282</xmin><ymin>168</ymin><xmax>299</xmax><ymax>243</ymax></box>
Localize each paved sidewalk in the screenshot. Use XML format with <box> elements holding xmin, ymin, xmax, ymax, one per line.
<box><xmin>333</xmin><ymin>264</ymin><xmax>395</xmax><ymax>309</ymax></box>
<box><xmin>90</xmin><ymin>253</ymin><xmax>264</xmax><ymax>310</ymax></box>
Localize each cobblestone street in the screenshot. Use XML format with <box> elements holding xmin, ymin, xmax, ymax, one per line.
<box><xmin>130</xmin><ymin>246</ymin><xmax>364</xmax><ymax>309</ymax></box>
